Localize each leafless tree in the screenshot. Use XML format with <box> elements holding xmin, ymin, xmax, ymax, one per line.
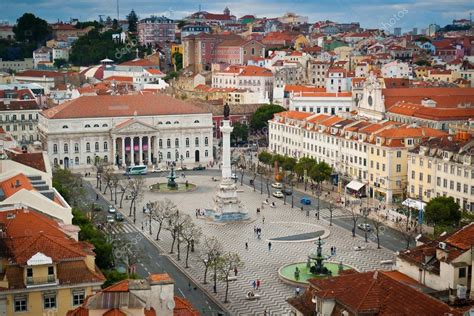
<box><xmin>200</xmin><ymin>236</ymin><xmax>223</xmax><ymax>284</ymax></box>
<box><xmin>128</xmin><ymin>177</ymin><xmax>145</xmax><ymax>222</ymax></box>
<box><xmin>148</xmin><ymin>199</ymin><xmax>177</xmax><ymax>240</ymax></box>
<box><xmin>371</xmin><ymin>219</ymin><xmax>384</xmax><ymax>249</ymax></box>
<box><xmin>217</xmin><ymin>252</ymin><xmax>244</xmax><ymax>303</ymax></box>
<box><xmin>102</xmin><ymin>166</ymin><xmax>114</xmax><ymax>196</ymax></box>
<box><xmin>181</xmin><ymin>218</ymin><xmax>202</xmax><ymax>268</ymax></box>
<box><xmin>165</xmin><ymin>210</ymin><xmax>187</xmax><ymax>256</ymax></box>
<box><xmin>111</xmin><ymin>174</ymin><xmax>120</xmax><ymax>204</ymax></box>
<box><xmin>395</xmin><ymin>219</ymin><xmax>418</xmax><ymax>249</ymax></box>
<box><xmin>118</xmin><ymin>179</ymin><xmax>130</xmax><ymax>208</ymax></box>
<box><xmin>348</xmin><ymin>202</ymin><xmax>361</xmax><ymax>237</ymax></box>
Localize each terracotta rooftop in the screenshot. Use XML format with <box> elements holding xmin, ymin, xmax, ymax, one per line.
<box><xmin>375</xmin><ymin>127</ymin><xmax>446</xmax><ymax>139</ymax></box>
<box><xmin>42</xmin><ymin>94</ymin><xmax>208</xmax><ymax>119</ymax></box>
<box><xmin>0</xmin><ymin>173</ymin><xmax>34</xmax><ymax>198</ymax></box>
<box><xmin>118</xmin><ymin>58</ymin><xmax>159</xmax><ymax>67</ymax></box>
<box><xmin>383</xmin><ymin>87</ymin><xmax>474</xmax><ymax>108</ymax></box>
<box><xmin>388</xmin><ymin>102</ymin><xmax>474</xmax><ymax>121</ymax></box>
<box><xmin>6</xmin><ymin>151</ymin><xmax>47</xmax><ymax>172</ymax></box>
<box><xmin>305</xmin><ymin>270</ymin><xmax>465</xmax><ymax>316</ymax></box>
<box><xmin>15</xmin><ymin>70</ymin><xmax>67</xmax><ymax>78</ymax></box>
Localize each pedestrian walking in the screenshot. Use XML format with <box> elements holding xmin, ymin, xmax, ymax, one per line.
<box><xmin>254</xmin><ymin>225</ymin><xmax>257</xmax><ymax>234</ymax></box>
<box><xmin>334</xmin><ymin>246</ymin><xmax>337</xmax><ymax>255</ymax></box>
<box><xmin>96</xmin><ymin>193</ymin><xmax>99</xmax><ymax>200</ymax></box>
<box><xmin>262</xmin><ymin>216</ymin><xmax>265</xmax><ymax>224</ymax></box>
<box><xmin>256</xmin><ymin>279</ymin><xmax>261</xmax><ymax>290</ymax></box>
<box><xmin>268</xmin><ymin>242</ymin><xmax>272</xmax><ymax>251</ymax></box>
<box><xmin>234</xmin><ymin>266</ymin><xmax>238</xmax><ymax>276</ymax></box>
<box><xmin>245</xmin><ymin>242</ymin><xmax>248</xmax><ymax>250</ymax></box>
<box><xmin>295</xmin><ymin>286</ymin><xmax>300</xmax><ymax>296</ymax></box>
<box><xmin>188</xmin><ymin>282</ymin><xmax>192</xmax><ymax>291</ymax></box>
<box><xmin>330</xmin><ymin>246</ymin><xmax>334</xmax><ymax>255</ymax></box>
<box><xmin>252</xmin><ymin>280</ymin><xmax>256</xmax><ymax>290</ymax></box>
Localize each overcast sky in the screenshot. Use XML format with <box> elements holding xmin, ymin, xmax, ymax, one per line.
<box><xmin>2</xmin><ymin>0</ymin><xmax>473</xmax><ymax>32</ymax></box>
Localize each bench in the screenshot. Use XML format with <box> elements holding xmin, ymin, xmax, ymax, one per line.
<box><xmin>380</xmin><ymin>260</ymin><xmax>394</xmax><ymax>265</ymax></box>
<box><xmin>227</xmin><ymin>276</ymin><xmax>237</xmax><ymax>282</ymax></box>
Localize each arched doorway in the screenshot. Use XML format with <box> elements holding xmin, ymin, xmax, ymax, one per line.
<box><xmin>195</xmin><ymin>150</ymin><xmax>200</xmax><ymax>162</ymax></box>
<box><xmin>64</xmin><ymin>157</ymin><xmax>70</xmax><ymax>169</ymax></box>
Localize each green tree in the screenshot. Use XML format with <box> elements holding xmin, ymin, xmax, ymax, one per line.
<box><xmin>127</xmin><ymin>10</ymin><xmax>139</xmax><ymax>33</ymax></box>
<box><xmin>172</xmin><ymin>52</ymin><xmax>183</xmax><ymax>71</ymax></box>
<box><xmin>13</xmin><ymin>13</ymin><xmax>51</xmax><ymax>43</ymax></box>
<box><xmin>309</xmin><ymin>161</ymin><xmax>332</xmax><ymax>185</ymax></box>
<box><xmin>52</xmin><ymin>167</ymin><xmax>85</xmax><ymax>205</ymax></box>
<box><xmin>295</xmin><ymin>157</ymin><xmax>316</xmax><ymax>178</ymax></box>
<box><xmin>282</xmin><ymin>156</ymin><xmax>297</xmax><ymax>173</ymax></box>
<box><xmin>425</xmin><ymin>196</ymin><xmax>461</xmax><ymax>228</ymax></box>
<box><xmin>53</xmin><ymin>58</ymin><xmax>68</xmax><ymax>69</ymax></box>
<box><xmin>250</xmin><ymin>104</ymin><xmax>285</xmax><ymax>131</ymax></box>
<box><xmin>258</xmin><ymin>151</ymin><xmax>273</xmax><ymax>166</ymax></box>
<box><xmin>415</xmin><ymin>59</ymin><xmax>431</xmax><ymax>66</ymax></box>
<box><xmin>231</xmin><ymin>122</ymin><xmax>249</xmax><ymax>145</ymax></box>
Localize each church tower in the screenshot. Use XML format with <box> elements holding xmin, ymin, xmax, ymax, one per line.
<box><xmin>357</xmin><ymin>73</ymin><xmax>385</xmax><ymax>121</ymax></box>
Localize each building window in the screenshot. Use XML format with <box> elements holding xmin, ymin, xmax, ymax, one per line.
<box><xmin>14</xmin><ymin>296</ymin><xmax>27</xmax><ymax>312</ymax></box>
<box><xmin>195</xmin><ymin>137</ymin><xmax>199</xmax><ymax>146</ymax></box>
<box><xmin>64</xmin><ymin>143</ymin><xmax>68</xmax><ymax>153</ymax></box>
<box><xmin>167</xmin><ymin>152</ymin><xmax>171</xmax><ymax>159</ymax></box>
<box><xmin>87</xmin><ymin>156</ymin><xmax>91</xmax><ymax>164</ymax></box>
<box><xmin>74</xmin><ymin>143</ymin><xmax>79</xmax><ymax>153</ymax></box>
<box><xmin>186</xmin><ymin>138</ymin><xmax>189</xmax><ymax>147</ymax></box>
<box><xmin>62</xmin><ymin>125</ymin><xmax>68</xmax><ymax>129</ymax></box>
<box><xmin>205</xmin><ymin>137</ymin><xmax>209</xmax><ymax>146</ymax></box>
<box><xmin>186</xmin><ymin>151</ymin><xmax>189</xmax><ymax>158</ymax></box>
<box><xmin>396</xmin><ymin>164</ymin><xmax>401</xmax><ymax>172</ymax></box>
<box><xmin>53</xmin><ymin>144</ymin><xmax>58</xmax><ymax>154</ymax></box>
<box><xmin>86</xmin><ymin>142</ymin><xmax>91</xmax><ymax>152</ymax></box>
<box><xmin>48</xmin><ymin>266</ymin><xmax>54</xmax><ymax>275</ymax></box>
<box><xmin>95</xmin><ymin>142</ymin><xmax>99</xmax><ymax>152</ymax></box>
<box><xmin>103</xmin><ymin>142</ymin><xmax>108</xmax><ymax>151</ymax></box>
<box><xmin>159</xmin><ymin>139</ymin><xmax>163</xmax><ymax>148</ymax></box>
<box><xmin>167</xmin><ymin>139</ymin><xmax>171</xmax><ymax>148</ymax></box>
<box><xmin>459</xmin><ymin>267</ymin><xmax>466</xmax><ymax>278</ymax></box>
<box><xmin>43</xmin><ymin>294</ymin><xmax>57</xmax><ymax>309</ymax></box>
<box><xmin>75</xmin><ymin>157</ymin><xmax>79</xmax><ymax>165</ymax></box>
<box><xmin>205</xmin><ymin>150</ymin><xmax>208</xmax><ymax>157</ymax></box>
<box><xmin>104</xmin><ymin>155</ymin><xmax>108</xmax><ymax>162</ymax></box>
<box><xmin>72</xmin><ymin>290</ymin><xmax>85</xmax><ymax>306</ymax></box>
<box><xmin>26</xmin><ymin>268</ymin><xmax>33</xmax><ymax>277</ymax></box>
<box><xmin>175</xmin><ymin>138</ymin><xmax>179</xmax><ymax>147</ymax></box>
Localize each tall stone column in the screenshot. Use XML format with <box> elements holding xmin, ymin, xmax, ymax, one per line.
<box><xmin>130</xmin><ymin>137</ymin><xmax>135</xmax><ymax>166</ymax></box>
<box><xmin>221</xmin><ymin>120</ymin><xmax>233</xmax><ymax>179</ymax></box>
<box><xmin>139</xmin><ymin>136</ymin><xmax>143</xmax><ymax>165</ymax></box>
<box><xmin>111</xmin><ymin>137</ymin><xmax>116</xmax><ymax>166</ymax></box>
<box><xmin>147</xmin><ymin>136</ymin><xmax>152</xmax><ymax>166</ymax></box>
<box><xmin>121</xmin><ymin>137</ymin><xmax>126</xmax><ymax>167</ymax></box>
<box><xmin>154</xmin><ymin>136</ymin><xmax>159</xmax><ymax>165</ymax></box>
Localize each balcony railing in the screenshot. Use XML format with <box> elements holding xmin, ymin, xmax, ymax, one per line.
<box><xmin>26</xmin><ymin>275</ymin><xmax>57</xmax><ymax>287</ymax></box>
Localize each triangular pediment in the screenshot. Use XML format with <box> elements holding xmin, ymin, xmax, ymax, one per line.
<box><xmin>27</xmin><ymin>252</ymin><xmax>53</xmax><ymax>266</ymax></box>
<box><xmin>113</xmin><ymin>119</ymin><xmax>158</xmax><ymax>134</ymax></box>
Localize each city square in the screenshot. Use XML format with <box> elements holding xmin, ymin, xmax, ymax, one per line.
<box><xmin>93</xmin><ymin>169</ymin><xmax>396</xmax><ymax>315</ymax></box>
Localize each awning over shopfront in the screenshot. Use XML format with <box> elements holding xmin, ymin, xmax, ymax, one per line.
<box><xmin>402</xmin><ymin>198</ymin><xmax>426</xmax><ymax>211</ymax></box>
<box><xmin>346</xmin><ymin>180</ymin><xmax>365</xmax><ymax>192</ymax></box>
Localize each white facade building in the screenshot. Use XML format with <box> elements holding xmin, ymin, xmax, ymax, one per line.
<box><xmin>38</xmin><ymin>94</ymin><xmax>214</xmax><ymax>170</ymax></box>
<box><xmin>381</xmin><ymin>60</ymin><xmax>412</xmax><ymax>78</ymax></box>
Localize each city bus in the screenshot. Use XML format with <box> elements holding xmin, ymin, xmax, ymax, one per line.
<box><xmin>125</xmin><ymin>165</ymin><xmax>148</xmax><ymax>175</ymax></box>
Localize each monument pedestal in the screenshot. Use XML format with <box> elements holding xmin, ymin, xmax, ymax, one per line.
<box><xmin>207</xmin><ymin>119</ymin><xmax>248</xmax><ymax>222</ymax></box>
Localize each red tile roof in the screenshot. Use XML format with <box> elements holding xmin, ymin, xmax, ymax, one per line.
<box><xmin>383</xmin><ymin>87</ymin><xmax>474</xmax><ymax>108</ymax></box>
<box><xmin>0</xmin><ymin>173</ymin><xmax>33</xmax><ymax>198</ymax></box>
<box><xmin>118</xmin><ymin>58</ymin><xmax>159</xmax><ymax>67</ymax></box>
<box><xmin>6</xmin><ymin>152</ymin><xmax>47</xmax><ymax>172</ymax></box>
<box><xmin>103</xmin><ymin>76</ymin><xmax>133</xmax><ymax>82</ymax></box>
<box><xmin>42</xmin><ymin>94</ymin><xmax>207</xmax><ymax>119</ymax></box>
<box><xmin>15</xmin><ymin>70</ymin><xmax>66</xmax><ymax>78</ymax></box>
<box><xmin>388</xmin><ymin>102</ymin><xmax>474</xmax><ymax>121</ymax></box>
<box><xmin>174</xmin><ymin>296</ymin><xmax>200</xmax><ymax>316</ymax></box>
<box><xmin>375</xmin><ymin>127</ymin><xmax>446</xmax><ymax>139</ymax></box>
<box><xmin>308</xmin><ymin>270</ymin><xmax>464</xmax><ymax>315</ymax></box>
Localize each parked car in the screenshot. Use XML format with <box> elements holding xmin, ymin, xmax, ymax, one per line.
<box><xmin>272</xmin><ymin>191</ymin><xmax>284</xmax><ymax>198</ymax></box>
<box><xmin>282</xmin><ymin>188</ymin><xmax>293</xmax><ymax>195</ymax></box>
<box><xmin>357</xmin><ymin>223</ymin><xmax>372</xmax><ymax>231</ymax></box>
<box><xmin>151</xmin><ymin>166</ymin><xmax>163</xmax><ymax>173</ymax></box>
<box><xmin>300</xmin><ymin>197</ymin><xmax>312</xmax><ymax>205</ymax></box>
<box><xmin>115</xmin><ymin>213</ymin><xmax>124</xmax><ymax>221</ymax></box>
<box><xmin>271</xmin><ymin>182</ymin><xmax>283</xmax><ymax>189</ymax></box>
<box><xmin>193</xmin><ymin>165</ymin><xmax>206</xmax><ymax>171</ymax></box>
<box><xmin>106</xmin><ymin>215</ymin><xmax>115</xmax><ymax>223</ymax></box>
<box><xmin>108</xmin><ymin>205</ymin><xmax>116</xmax><ymax>213</ymax></box>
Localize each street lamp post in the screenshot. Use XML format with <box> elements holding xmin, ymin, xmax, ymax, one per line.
<box><xmin>329</xmin><ymin>201</ymin><xmax>333</xmax><ymax>226</ymax></box>
<box><xmin>213</xmin><ymin>252</ymin><xmax>220</xmax><ymax>294</ymax></box>
<box><xmin>291</xmin><ymin>181</ymin><xmax>294</xmax><ymax>208</ymax></box>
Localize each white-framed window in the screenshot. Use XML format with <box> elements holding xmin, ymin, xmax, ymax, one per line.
<box><xmin>72</xmin><ymin>290</ymin><xmax>85</xmax><ymax>306</ymax></box>
<box><xmin>103</xmin><ymin>141</ymin><xmax>108</xmax><ymax>151</ymax></box>
<box><xmin>205</xmin><ymin>137</ymin><xmax>209</xmax><ymax>146</ymax></box>
<box><xmin>43</xmin><ymin>294</ymin><xmax>57</xmax><ymax>309</ymax></box>
<box><xmin>95</xmin><ymin>142</ymin><xmax>99</xmax><ymax>152</ymax></box>
<box><xmin>53</xmin><ymin>144</ymin><xmax>58</xmax><ymax>154</ymax></box>
<box><xmin>186</xmin><ymin>151</ymin><xmax>189</xmax><ymax>158</ymax></box>
<box><xmin>167</xmin><ymin>139</ymin><xmax>171</xmax><ymax>148</ymax></box>
<box><xmin>75</xmin><ymin>157</ymin><xmax>79</xmax><ymax>165</ymax></box>
<box><xmin>14</xmin><ymin>295</ymin><xmax>27</xmax><ymax>312</ymax></box>
<box><xmin>87</xmin><ymin>156</ymin><xmax>91</xmax><ymax>164</ymax></box>
<box><xmin>195</xmin><ymin>137</ymin><xmax>199</xmax><ymax>146</ymax></box>
<box><xmin>64</xmin><ymin>143</ymin><xmax>68</xmax><ymax>153</ymax></box>
<box><xmin>86</xmin><ymin>142</ymin><xmax>91</xmax><ymax>152</ymax></box>
<box><xmin>186</xmin><ymin>138</ymin><xmax>189</xmax><ymax>147</ymax></box>
<box><xmin>175</xmin><ymin>138</ymin><xmax>179</xmax><ymax>147</ymax></box>
<box><xmin>74</xmin><ymin>143</ymin><xmax>79</xmax><ymax>153</ymax></box>
<box><xmin>205</xmin><ymin>150</ymin><xmax>208</xmax><ymax>157</ymax></box>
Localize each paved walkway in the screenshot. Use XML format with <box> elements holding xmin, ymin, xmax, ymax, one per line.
<box><xmin>91</xmin><ymin>174</ymin><xmax>396</xmax><ymax>315</ymax></box>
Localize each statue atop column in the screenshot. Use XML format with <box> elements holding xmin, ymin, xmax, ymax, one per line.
<box><xmin>223</xmin><ymin>104</ymin><xmax>230</xmax><ymax>120</ymax></box>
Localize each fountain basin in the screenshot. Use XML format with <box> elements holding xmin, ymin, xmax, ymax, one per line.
<box><xmin>149</xmin><ymin>183</ymin><xmax>197</xmax><ymax>193</ymax></box>
<box><xmin>279</xmin><ymin>262</ymin><xmax>353</xmax><ymax>285</ymax></box>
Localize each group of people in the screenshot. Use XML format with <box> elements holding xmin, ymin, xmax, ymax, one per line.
<box><xmin>195</xmin><ymin>209</ymin><xmax>205</xmax><ymax>217</ymax></box>
<box><xmin>330</xmin><ymin>246</ymin><xmax>337</xmax><ymax>256</ymax></box>
<box><xmin>254</xmin><ymin>226</ymin><xmax>263</xmax><ymax>239</ymax></box>
<box><xmin>251</xmin><ymin>279</ymin><xmax>262</xmax><ymax>290</ymax></box>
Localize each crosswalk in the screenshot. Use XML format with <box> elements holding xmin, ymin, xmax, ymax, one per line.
<box><xmin>108</xmin><ymin>221</ymin><xmax>139</xmax><ymax>235</ymax></box>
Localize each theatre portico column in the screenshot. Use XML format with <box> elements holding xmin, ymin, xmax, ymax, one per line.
<box><xmin>154</xmin><ymin>136</ymin><xmax>159</xmax><ymax>165</ymax></box>
<box><xmin>139</xmin><ymin>136</ymin><xmax>143</xmax><ymax>165</ymax></box>
<box><xmin>147</xmin><ymin>136</ymin><xmax>152</xmax><ymax>166</ymax></box>
<box><xmin>121</xmin><ymin>137</ymin><xmax>126</xmax><ymax>167</ymax></box>
<box><xmin>111</xmin><ymin>137</ymin><xmax>116</xmax><ymax>167</ymax></box>
<box><xmin>130</xmin><ymin>137</ymin><xmax>135</xmax><ymax>166</ymax></box>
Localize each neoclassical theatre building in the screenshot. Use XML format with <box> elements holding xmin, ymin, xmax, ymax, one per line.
<box><xmin>38</xmin><ymin>94</ymin><xmax>214</xmax><ymax>169</ymax></box>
